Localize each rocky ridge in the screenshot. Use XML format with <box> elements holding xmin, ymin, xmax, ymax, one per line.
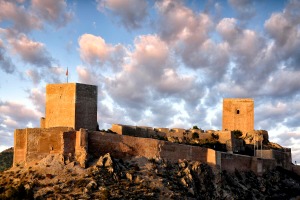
<box><xmin>1</xmin><ymin>153</ymin><xmax>300</xmax><ymax>199</ymax></box>
<box><xmin>0</xmin><ymin>147</ymin><xmax>13</xmax><ymax>172</ymax></box>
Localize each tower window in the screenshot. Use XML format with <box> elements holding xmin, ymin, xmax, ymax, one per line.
<box><xmin>236</xmin><ymin>109</ymin><xmax>240</xmax><ymax>114</ymax></box>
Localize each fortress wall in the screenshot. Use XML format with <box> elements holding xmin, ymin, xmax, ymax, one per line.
<box><xmin>88</xmin><ymin>132</ymin><xmax>212</xmax><ymax>164</ymax></box>
<box><xmin>256</xmin><ymin>149</ymin><xmax>292</xmax><ymax>169</ymax></box>
<box><xmin>198</xmin><ymin>132</ymin><xmax>212</xmax><ymax>140</ymax></box>
<box><xmin>88</xmin><ymin>132</ymin><xmax>160</xmax><ymax>159</ymax></box>
<box><xmin>112</xmin><ymin>124</ymin><xmax>160</xmax><ymax>138</ymax></box>
<box><xmin>13</xmin><ymin>129</ymin><xmax>27</xmax><ymax>166</ymax></box>
<box><xmin>291</xmin><ymin>165</ymin><xmax>300</xmax><ymax>176</ymax></box>
<box><xmin>261</xmin><ymin>159</ymin><xmax>276</xmax><ymax>173</ymax></box>
<box><xmin>62</xmin><ymin>131</ymin><xmax>76</xmax><ymax>156</ymax></box>
<box><xmin>111</xmin><ymin>124</ymin><xmax>123</xmax><ymax>135</ymax></box>
<box><xmin>167</xmin><ymin>129</ymin><xmax>185</xmax><ymax>138</ymax></box>
<box><xmin>215</xmin><ymin>131</ymin><xmax>232</xmax><ymax>143</ymax></box>
<box><xmin>220</xmin><ymin>153</ymin><xmax>253</xmax><ymax>172</ymax></box>
<box><xmin>220</xmin><ymin>153</ymin><xmax>277</xmax><ymax>174</ymax></box>
<box><xmin>75</xmin><ymin>129</ymin><xmax>89</xmax><ymax>167</ymax></box>
<box><xmin>25</xmin><ymin>127</ymin><xmax>72</xmax><ymax>164</ymax></box>
<box><xmin>157</xmin><ymin>128</ymin><xmax>169</xmax><ymax>138</ymax></box>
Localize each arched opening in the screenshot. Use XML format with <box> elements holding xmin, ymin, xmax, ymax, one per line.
<box><xmin>236</xmin><ymin>109</ymin><xmax>240</xmax><ymax>114</ymax></box>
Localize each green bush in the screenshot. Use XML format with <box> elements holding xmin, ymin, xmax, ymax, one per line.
<box><xmin>192</xmin><ymin>125</ymin><xmax>199</xmax><ymax>130</ymax></box>
<box><xmin>211</xmin><ymin>133</ymin><xmax>219</xmax><ymax>140</ymax></box>
<box><xmin>192</xmin><ymin>132</ymin><xmax>199</xmax><ymax>139</ymax></box>
<box><xmin>232</xmin><ymin>130</ymin><xmax>243</xmax><ymax>138</ymax></box>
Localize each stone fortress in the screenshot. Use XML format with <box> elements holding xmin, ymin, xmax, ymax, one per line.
<box><xmin>13</xmin><ymin>83</ymin><xmax>299</xmax><ymax>175</ymax></box>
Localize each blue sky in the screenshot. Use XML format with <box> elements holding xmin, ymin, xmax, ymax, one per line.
<box><xmin>0</xmin><ymin>0</ymin><xmax>300</xmax><ymax>162</ymax></box>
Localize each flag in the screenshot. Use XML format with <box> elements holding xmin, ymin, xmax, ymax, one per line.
<box><xmin>66</xmin><ymin>68</ymin><xmax>68</xmax><ymax>76</ymax></box>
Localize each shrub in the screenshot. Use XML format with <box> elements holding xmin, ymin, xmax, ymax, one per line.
<box><xmin>192</xmin><ymin>132</ymin><xmax>199</xmax><ymax>139</ymax></box>
<box><xmin>211</xmin><ymin>133</ymin><xmax>219</xmax><ymax>140</ymax></box>
<box><xmin>232</xmin><ymin>130</ymin><xmax>243</xmax><ymax>138</ymax></box>
<box><xmin>192</xmin><ymin>125</ymin><xmax>199</xmax><ymax>130</ymax></box>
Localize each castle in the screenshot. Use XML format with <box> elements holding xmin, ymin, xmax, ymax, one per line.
<box><xmin>13</xmin><ymin>83</ymin><xmax>298</xmax><ymax>175</ymax></box>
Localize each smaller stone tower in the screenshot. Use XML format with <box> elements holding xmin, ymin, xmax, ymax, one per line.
<box><xmin>222</xmin><ymin>98</ymin><xmax>254</xmax><ymax>133</ymax></box>
<box><xmin>45</xmin><ymin>83</ymin><xmax>97</xmax><ymax>131</ymax></box>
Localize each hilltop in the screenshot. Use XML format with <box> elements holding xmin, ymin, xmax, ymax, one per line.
<box><xmin>0</xmin><ymin>147</ymin><xmax>13</xmax><ymax>172</ymax></box>
<box><xmin>1</xmin><ymin>153</ymin><xmax>300</xmax><ymax>199</ymax></box>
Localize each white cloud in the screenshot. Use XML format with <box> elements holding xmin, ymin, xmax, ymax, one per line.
<box><xmin>0</xmin><ymin>39</ymin><xmax>15</xmax><ymax>73</ymax></box>
<box><xmin>78</xmin><ymin>34</ymin><xmax>126</xmax><ymax>71</ymax></box>
<box><xmin>0</xmin><ymin>100</ymin><xmax>41</xmax><ymax>132</ymax></box>
<box><xmin>31</xmin><ymin>0</ymin><xmax>73</xmax><ymax>27</ymax></box>
<box><xmin>76</xmin><ymin>66</ymin><xmax>101</xmax><ymax>85</ymax></box>
<box><xmin>0</xmin><ymin>0</ymin><xmax>41</xmax><ymax>32</ymax></box>
<box><xmin>27</xmin><ymin>88</ymin><xmax>45</xmax><ymax>113</ymax></box>
<box><xmin>228</xmin><ymin>0</ymin><xmax>255</xmax><ymax>20</ymax></box>
<box><xmin>8</xmin><ymin>33</ymin><xmax>53</xmax><ymax>67</ymax></box>
<box><xmin>97</xmin><ymin>0</ymin><xmax>148</xmax><ymax>29</ymax></box>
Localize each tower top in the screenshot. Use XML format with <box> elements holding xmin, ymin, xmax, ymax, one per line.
<box><xmin>222</xmin><ymin>98</ymin><xmax>254</xmax><ymax>133</ymax></box>
<box><xmin>45</xmin><ymin>83</ymin><xmax>98</xmax><ymax>131</ymax></box>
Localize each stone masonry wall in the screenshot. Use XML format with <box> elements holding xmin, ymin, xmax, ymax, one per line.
<box><xmin>88</xmin><ymin>132</ymin><xmax>215</xmax><ymax>164</ymax></box>
<box><xmin>45</xmin><ymin>83</ymin><xmax>97</xmax><ymax>131</ymax></box>
<box><xmin>219</xmin><ymin>153</ymin><xmax>253</xmax><ymax>172</ymax></box>
<box><xmin>13</xmin><ymin>127</ymin><xmax>75</xmax><ymax>166</ymax></box>
<box><xmin>13</xmin><ymin>129</ymin><xmax>27</xmax><ymax>166</ymax></box>
<box><xmin>256</xmin><ymin>149</ymin><xmax>292</xmax><ymax>169</ymax></box>
<box><xmin>75</xmin><ymin>84</ymin><xmax>97</xmax><ymax>131</ymax></box>
<box><xmin>45</xmin><ymin>84</ymin><xmax>76</xmax><ymax>129</ymax></box>
<box><xmin>62</xmin><ymin>131</ymin><xmax>76</xmax><ymax>156</ymax></box>
<box><xmin>88</xmin><ymin>132</ymin><xmax>277</xmax><ymax>174</ymax></box>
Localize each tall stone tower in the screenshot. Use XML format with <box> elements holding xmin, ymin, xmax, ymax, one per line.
<box><xmin>45</xmin><ymin>83</ymin><xmax>97</xmax><ymax>131</ymax></box>
<box><xmin>222</xmin><ymin>98</ymin><xmax>254</xmax><ymax>133</ymax></box>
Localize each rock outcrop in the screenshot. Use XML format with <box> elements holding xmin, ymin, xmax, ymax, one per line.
<box><xmin>1</xmin><ymin>154</ymin><xmax>300</xmax><ymax>199</ymax></box>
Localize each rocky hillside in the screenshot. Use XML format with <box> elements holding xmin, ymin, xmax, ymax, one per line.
<box><xmin>0</xmin><ymin>147</ymin><xmax>13</xmax><ymax>172</ymax></box>
<box><xmin>0</xmin><ymin>153</ymin><xmax>300</xmax><ymax>199</ymax></box>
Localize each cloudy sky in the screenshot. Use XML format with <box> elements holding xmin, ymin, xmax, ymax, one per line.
<box><xmin>0</xmin><ymin>0</ymin><xmax>299</xmax><ymax>162</ymax></box>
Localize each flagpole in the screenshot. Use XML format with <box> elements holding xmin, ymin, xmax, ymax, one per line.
<box><xmin>66</xmin><ymin>67</ymin><xmax>68</xmax><ymax>83</ymax></box>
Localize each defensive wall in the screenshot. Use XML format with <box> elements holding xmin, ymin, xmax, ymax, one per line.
<box><xmin>88</xmin><ymin>131</ymin><xmax>277</xmax><ymax>174</ymax></box>
<box><xmin>12</xmin><ymin>83</ymin><xmax>294</xmax><ymax>176</ymax></box>
<box><xmin>111</xmin><ymin>124</ymin><xmax>245</xmax><ymax>153</ymax></box>
<box><xmin>14</xmin><ymin>127</ymin><xmax>280</xmax><ymax>175</ymax></box>
<box><xmin>291</xmin><ymin>165</ymin><xmax>300</xmax><ymax>176</ymax></box>
<box><xmin>256</xmin><ymin>149</ymin><xmax>292</xmax><ymax>170</ymax></box>
<box><xmin>13</xmin><ymin>127</ymin><xmax>88</xmax><ymax>167</ymax></box>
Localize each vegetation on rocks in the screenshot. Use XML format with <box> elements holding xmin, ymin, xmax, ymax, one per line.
<box><xmin>0</xmin><ymin>148</ymin><xmax>13</xmax><ymax>172</ymax></box>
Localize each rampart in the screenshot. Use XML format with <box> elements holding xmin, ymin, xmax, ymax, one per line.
<box><xmin>256</xmin><ymin>149</ymin><xmax>292</xmax><ymax>170</ymax></box>
<box><xmin>14</xmin><ymin>127</ymin><xmax>290</xmax><ymax>175</ymax></box>
<box><xmin>88</xmin><ymin>131</ymin><xmax>214</xmax><ymax>164</ymax></box>
<box><xmin>110</xmin><ymin>124</ymin><xmax>245</xmax><ymax>152</ymax></box>
<box><xmin>13</xmin><ymin>127</ymin><xmax>88</xmax><ymax>167</ymax></box>
<box><xmin>291</xmin><ymin>165</ymin><xmax>300</xmax><ymax>176</ymax></box>
<box><xmin>88</xmin><ymin>132</ymin><xmax>277</xmax><ymax>174</ymax></box>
